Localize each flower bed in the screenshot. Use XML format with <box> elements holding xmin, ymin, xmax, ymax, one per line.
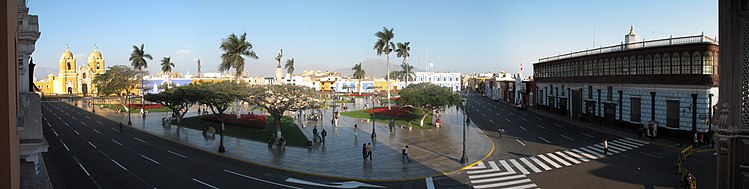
<box><xmin>200</xmin><ymin>114</ymin><xmax>267</xmax><ymax>129</ymax></box>
<box><xmin>365</xmin><ymin>107</ymin><xmax>411</xmax><ymax>117</ymax></box>
<box><xmin>347</xmin><ymin>93</ymin><xmax>372</xmax><ymax>97</ymax></box>
<box><xmin>127</xmin><ymin>104</ymin><xmax>164</xmax><ymax>109</ymax></box>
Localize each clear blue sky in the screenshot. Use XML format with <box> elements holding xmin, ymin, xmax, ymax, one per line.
<box><xmin>28</xmin><ymin>0</ymin><xmax>717</xmax><ymax>78</ymax></box>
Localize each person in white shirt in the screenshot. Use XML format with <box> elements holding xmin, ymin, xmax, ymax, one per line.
<box><xmin>603</xmin><ymin>139</ymin><xmax>609</xmax><ymax>155</ymax></box>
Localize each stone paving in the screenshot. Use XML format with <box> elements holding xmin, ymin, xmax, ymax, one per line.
<box><xmin>66</xmin><ymin>99</ymin><xmax>493</xmax><ymax>181</ymax></box>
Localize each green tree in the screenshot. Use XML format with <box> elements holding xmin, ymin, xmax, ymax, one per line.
<box><xmin>193</xmin><ymin>81</ymin><xmax>245</xmax><ymax>153</ymax></box>
<box><xmin>396</xmin><ymin>42</ymin><xmax>412</xmax><ymax>85</ymax></box>
<box><xmin>144</xmin><ymin>85</ymin><xmax>198</xmax><ymax>123</ymax></box>
<box><xmin>373</xmin><ymin>27</ymin><xmax>395</xmax><ymax>108</ymax></box>
<box><xmin>92</xmin><ymin>65</ymin><xmax>147</xmax><ymax>125</ymax></box>
<box><xmin>160</xmin><ymin>57</ymin><xmax>175</xmax><ymax>73</ymax></box>
<box><xmin>130</xmin><ymin>43</ymin><xmax>152</xmax><ymax>114</ymax></box>
<box><xmin>351</xmin><ymin>62</ymin><xmax>366</xmax><ymax>94</ymax></box>
<box><xmin>219</xmin><ymin>33</ymin><xmax>259</xmax><ymax>81</ymax></box>
<box><xmin>244</xmin><ymin>84</ymin><xmax>320</xmax><ymax>140</ymax></box>
<box><xmin>285</xmin><ymin>58</ymin><xmax>295</xmax><ymax>77</ymax></box>
<box><xmin>399</xmin><ymin>83</ymin><xmax>462</xmax><ymax>126</ymax></box>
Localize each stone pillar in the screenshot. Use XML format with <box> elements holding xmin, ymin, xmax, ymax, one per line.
<box><xmin>1</xmin><ymin>1</ymin><xmax>20</xmax><ymax>188</ymax></box>
<box><xmin>714</xmin><ymin>0</ymin><xmax>749</xmax><ymax>188</ymax></box>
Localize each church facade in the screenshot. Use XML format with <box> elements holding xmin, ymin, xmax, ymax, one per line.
<box><xmin>35</xmin><ymin>45</ymin><xmax>105</xmax><ymax>96</ymax></box>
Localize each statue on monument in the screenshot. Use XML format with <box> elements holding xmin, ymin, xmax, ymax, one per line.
<box><xmin>275</xmin><ymin>49</ymin><xmax>283</xmax><ymax>67</ymax></box>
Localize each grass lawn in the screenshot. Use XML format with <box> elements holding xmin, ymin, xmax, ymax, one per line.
<box><xmin>172</xmin><ymin>115</ymin><xmax>308</xmax><ymax>146</ymax></box>
<box><xmin>100</xmin><ymin>104</ymin><xmax>171</xmax><ymax>113</ymax></box>
<box><xmin>340</xmin><ymin>108</ymin><xmax>434</xmax><ymax>129</ymax></box>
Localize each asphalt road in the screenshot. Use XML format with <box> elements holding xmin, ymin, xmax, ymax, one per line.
<box><xmin>41</xmin><ymin>100</ymin><xmax>468</xmax><ymax>189</ymax></box>
<box><xmin>453</xmin><ymin>93</ymin><xmax>716</xmax><ymax>189</ymax></box>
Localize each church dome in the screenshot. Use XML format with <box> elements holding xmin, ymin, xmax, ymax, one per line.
<box><xmin>61</xmin><ymin>49</ymin><xmax>74</xmax><ymax>59</ymax></box>
<box><xmin>89</xmin><ymin>50</ymin><xmax>102</xmax><ymax>59</ymax></box>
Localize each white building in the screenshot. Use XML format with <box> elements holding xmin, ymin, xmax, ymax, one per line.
<box><xmin>412</xmin><ymin>72</ymin><xmax>462</xmax><ymax>92</ymax></box>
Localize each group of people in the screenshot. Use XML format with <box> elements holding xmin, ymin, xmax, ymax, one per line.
<box><xmin>312</xmin><ymin>126</ymin><xmax>327</xmax><ymax>144</ymax></box>
<box><xmin>362</xmin><ymin>143</ymin><xmax>373</xmax><ymax>160</ymax></box>
<box><xmin>693</xmin><ymin>132</ymin><xmax>715</xmax><ymax>148</ymax></box>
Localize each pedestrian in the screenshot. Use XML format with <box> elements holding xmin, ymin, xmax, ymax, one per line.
<box><xmin>313</xmin><ymin>127</ymin><xmax>318</xmax><ymax>137</ymax></box>
<box><xmin>119</xmin><ymin>122</ymin><xmax>123</xmax><ymax>132</ymax></box>
<box><xmin>694</xmin><ymin>132</ymin><xmax>698</xmax><ymax>145</ymax></box>
<box><xmin>699</xmin><ymin>133</ymin><xmax>705</xmax><ymax>146</ymax></box>
<box><xmin>683</xmin><ymin>171</ymin><xmax>691</xmax><ymax>189</ymax></box>
<box><xmin>321</xmin><ymin>129</ymin><xmax>327</xmax><ymax>143</ymax></box>
<box><xmin>389</xmin><ymin>119</ymin><xmax>395</xmax><ymax>132</ymax></box>
<box><xmin>354</xmin><ymin>124</ymin><xmax>358</xmax><ymax>135</ymax></box>
<box><xmin>367</xmin><ymin>143</ymin><xmax>373</xmax><ymax>160</ymax></box>
<box><xmin>402</xmin><ymin>145</ymin><xmax>410</xmax><ymax>163</ymax></box>
<box><xmin>603</xmin><ymin>139</ymin><xmax>609</xmax><ymax>155</ymax></box>
<box><xmin>362</xmin><ymin>144</ymin><xmax>368</xmax><ymax>160</ymax></box>
<box><xmin>498</xmin><ymin>127</ymin><xmax>506</xmax><ymax>138</ymax></box>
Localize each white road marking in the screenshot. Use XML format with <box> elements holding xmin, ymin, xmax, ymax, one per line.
<box><xmin>481</xmin><ymin>113</ymin><xmax>486</xmax><ymax>117</ymax></box>
<box><xmin>561</xmin><ymin>134</ymin><xmax>574</xmax><ymax>141</ymax></box>
<box><xmin>71</xmin><ymin>117</ymin><xmax>77</xmax><ymax>120</ymax></box>
<box><xmin>515</xmin><ymin>139</ymin><xmax>526</xmax><ymax>146</ymax></box>
<box><xmin>579</xmin><ymin>146</ymin><xmax>605</xmax><ymax>157</ymax></box>
<box><xmin>564</xmin><ymin>150</ymin><xmax>589</xmax><ymax>162</ymax></box>
<box><xmin>61</xmin><ymin>140</ymin><xmax>70</xmax><ymax>151</ymax></box>
<box><xmin>509</xmin><ymin>159</ymin><xmax>530</xmax><ymax>174</ymax></box>
<box><xmin>518</xmin><ymin>126</ymin><xmax>527</xmax><ymax>131</ymax></box>
<box><xmin>536</xmin><ymin>124</ymin><xmax>546</xmax><ymax>129</ymax></box>
<box><xmin>81</xmin><ymin>122</ymin><xmax>87</xmax><ymax>126</ymax></box>
<box><xmin>528</xmin><ymin>156</ymin><xmax>552</xmax><ymax>171</ymax></box>
<box><xmin>555</xmin><ymin>151</ymin><xmax>582</xmax><ymax>164</ymax></box>
<box><xmin>520</xmin><ymin>118</ymin><xmax>527</xmax><ymax>122</ymax></box>
<box><xmin>192</xmin><ymin>178</ymin><xmax>219</xmax><ymax>189</ymax></box>
<box><xmin>88</xmin><ymin>141</ymin><xmax>97</xmax><ymax>148</ymax></box>
<box><xmin>426</xmin><ymin>177</ymin><xmax>435</xmax><ymax>189</ymax></box>
<box><xmin>581</xmin><ymin>133</ymin><xmax>595</xmax><ymax>138</ymax></box>
<box><xmin>538</xmin><ymin>137</ymin><xmax>551</xmax><ymax>144</ymax></box>
<box><xmin>85</xmin><ymin>116</ymin><xmax>90</xmax><ymax>119</ymax></box>
<box><xmin>499</xmin><ymin>160</ymin><xmax>515</xmax><ymax>173</ymax></box>
<box><xmin>505</xmin><ymin>119</ymin><xmax>511</xmax><ymax>122</ymax></box>
<box><xmin>112</xmin><ymin>159</ymin><xmax>127</xmax><ymax>170</ymax></box>
<box><xmin>111</xmin><ymin>139</ymin><xmax>122</xmax><ymax>146</ymax></box>
<box><xmin>141</xmin><ymin>155</ymin><xmax>160</xmax><ymax>165</ymax></box>
<box><xmin>495</xmin><ymin>113</ymin><xmax>500</xmax><ymax>116</ymax></box>
<box><xmin>571</xmin><ymin>148</ymin><xmax>599</xmax><ymax>159</ymax></box>
<box><xmin>467</xmin><ymin>161</ymin><xmax>501</xmax><ymax>174</ymax></box>
<box><xmin>545</xmin><ymin>153</ymin><xmax>572</xmax><ymax>166</ymax></box>
<box><xmin>537</xmin><ymin>154</ymin><xmax>562</xmax><ymax>168</ymax></box>
<box><xmin>73</xmin><ymin>130</ymin><xmax>80</xmax><ymax>136</ymax></box>
<box><xmin>92</xmin><ymin>129</ymin><xmax>101</xmax><ymax>134</ymax></box>
<box><xmin>167</xmin><ymin>150</ymin><xmax>187</xmax><ymax>158</ymax></box>
<box><xmin>78</xmin><ymin>162</ymin><xmax>91</xmax><ymax>176</ymax></box>
<box><xmin>52</xmin><ymin>130</ymin><xmax>59</xmax><ymax>137</ymax></box>
<box><xmin>472</xmin><ymin>174</ymin><xmax>525</xmax><ymax>184</ymax></box>
<box><xmin>489</xmin><ymin>120</ymin><xmax>494</xmax><ymax>123</ymax></box>
<box><xmin>64</xmin><ymin>122</ymin><xmax>69</xmax><ymax>126</ymax></box>
<box><xmin>96</xmin><ymin>121</ymin><xmax>103</xmax><ymax>125</ymax></box>
<box><xmin>519</xmin><ymin>157</ymin><xmax>541</xmax><ymax>173</ymax></box>
<box><xmin>133</xmin><ymin>137</ymin><xmax>147</xmax><ymax>143</ymax></box>
<box><xmin>554</xmin><ymin>123</ymin><xmax>564</xmax><ymax>128</ymax></box>
<box><xmin>111</xmin><ymin>128</ymin><xmax>119</xmax><ymax>132</ymax></box>
<box><xmin>224</xmin><ymin>169</ymin><xmax>302</xmax><ymax>189</ymax></box>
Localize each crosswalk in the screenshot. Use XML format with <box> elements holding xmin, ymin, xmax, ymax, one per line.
<box><xmin>466</xmin><ymin>138</ymin><xmax>648</xmax><ymax>189</ymax></box>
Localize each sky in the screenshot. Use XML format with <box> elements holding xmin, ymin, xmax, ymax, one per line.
<box><xmin>27</xmin><ymin>0</ymin><xmax>717</xmax><ymax>78</ymax></box>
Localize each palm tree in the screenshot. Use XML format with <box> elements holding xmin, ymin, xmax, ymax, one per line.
<box><xmin>399</xmin><ymin>63</ymin><xmax>415</xmax><ymax>82</ymax></box>
<box><xmin>396</xmin><ymin>42</ymin><xmax>412</xmax><ymax>86</ymax></box>
<box><xmin>219</xmin><ymin>33</ymin><xmax>259</xmax><ymax>81</ymax></box>
<box><xmin>352</xmin><ymin>62</ymin><xmax>365</xmax><ymax>94</ymax></box>
<box><xmin>129</xmin><ymin>44</ymin><xmax>152</xmax><ymax>118</ymax></box>
<box><xmin>285</xmin><ymin>58</ymin><xmax>295</xmax><ymax>77</ymax></box>
<box><xmin>160</xmin><ymin>57</ymin><xmax>175</xmax><ymax>73</ymax></box>
<box><xmin>373</xmin><ymin>27</ymin><xmax>395</xmax><ymax>109</ymax></box>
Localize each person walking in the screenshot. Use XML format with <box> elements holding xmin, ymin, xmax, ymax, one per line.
<box><xmin>321</xmin><ymin>129</ymin><xmax>327</xmax><ymax>143</ymax></box>
<box><xmin>362</xmin><ymin>144</ymin><xmax>368</xmax><ymax>160</ymax></box>
<box><xmin>498</xmin><ymin>127</ymin><xmax>506</xmax><ymax>138</ymax></box>
<box><xmin>367</xmin><ymin>143</ymin><xmax>373</xmax><ymax>160</ymax></box>
<box><xmin>313</xmin><ymin>127</ymin><xmax>318</xmax><ymax>137</ymax></box>
<box><xmin>402</xmin><ymin>145</ymin><xmax>410</xmax><ymax>163</ymax></box>
<box><xmin>354</xmin><ymin>124</ymin><xmax>358</xmax><ymax>135</ymax></box>
<box><xmin>603</xmin><ymin>139</ymin><xmax>609</xmax><ymax>155</ymax></box>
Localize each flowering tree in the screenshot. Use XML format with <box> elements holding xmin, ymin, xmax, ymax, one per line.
<box><xmin>193</xmin><ymin>81</ymin><xmax>245</xmax><ymax>153</ymax></box>
<box><xmin>399</xmin><ymin>83</ymin><xmax>462</xmax><ymax>126</ymax></box>
<box><xmin>245</xmin><ymin>84</ymin><xmax>321</xmax><ymax>139</ymax></box>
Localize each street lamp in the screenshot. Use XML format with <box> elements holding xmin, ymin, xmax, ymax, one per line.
<box><xmin>371</xmin><ymin>94</ymin><xmax>377</xmax><ymax>139</ymax></box>
<box><xmin>460</xmin><ymin>97</ymin><xmax>468</xmax><ymax>164</ymax></box>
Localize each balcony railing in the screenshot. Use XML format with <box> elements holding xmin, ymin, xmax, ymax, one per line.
<box><xmin>538</xmin><ymin>35</ymin><xmax>717</xmax><ymax>63</ymax></box>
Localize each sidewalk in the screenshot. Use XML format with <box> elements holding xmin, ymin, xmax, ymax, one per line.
<box><xmin>68</xmin><ymin>99</ymin><xmax>494</xmax><ymax>181</ymax></box>
<box><xmin>487</xmin><ymin>96</ymin><xmax>714</xmax><ymax>152</ymax></box>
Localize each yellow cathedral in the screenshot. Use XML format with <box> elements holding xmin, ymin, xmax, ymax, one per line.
<box><xmin>35</xmin><ymin>45</ymin><xmax>105</xmax><ymax>96</ymax></box>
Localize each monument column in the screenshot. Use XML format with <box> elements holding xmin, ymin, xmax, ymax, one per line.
<box><xmin>714</xmin><ymin>0</ymin><xmax>749</xmax><ymax>188</ymax></box>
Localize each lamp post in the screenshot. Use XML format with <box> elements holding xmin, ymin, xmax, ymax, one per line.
<box><xmin>460</xmin><ymin>97</ymin><xmax>468</xmax><ymax>164</ymax></box>
<box><xmin>371</xmin><ymin>94</ymin><xmax>377</xmax><ymax>139</ymax></box>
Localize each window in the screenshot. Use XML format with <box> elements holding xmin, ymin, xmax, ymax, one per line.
<box><xmin>67</xmin><ymin>63</ymin><xmax>71</xmax><ymax>70</ymax></box>
<box><xmin>645</xmin><ymin>55</ymin><xmax>653</xmax><ymax>75</ymax></box>
<box><xmin>672</xmin><ymin>53</ymin><xmax>680</xmax><ymax>74</ymax></box>
<box><xmin>631</xmin><ymin>56</ymin><xmax>638</xmax><ymax>75</ymax></box>
<box><xmin>681</xmin><ymin>53</ymin><xmax>690</xmax><ymax>74</ymax></box>
<box><xmin>692</xmin><ymin>52</ymin><xmax>701</xmax><ymax>74</ymax></box>
<box><xmin>654</xmin><ymin>54</ymin><xmax>662</xmax><ymax>74</ymax></box>
<box><xmin>663</xmin><ymin>55</ymin><xmax>671</xmax><ymax>74</ymax></box>
<box><xmin>622</xmin><ymin>57</ymin><xmax>629</xmax><ymax>75</ymax></box>
<box><xmin>83</xmin><ymin>73</ymin><xmax>86</xmax><ymax>79</ymax></box>
<box><xmin>607</xmin><ymin>86</ymin><xmax>613</xmax><ymax>101</ymax></box>
<box><xmin>703</xmin><ymin>51</ymin><xmax>714</xmax><ymax>75</ymax></box>
<box><xmin>588</xmin><ymin>86</ymin><xmax>593</xmax><ymax>99</ymax></box>
<box><xmin>616</xmin><ymin>57</ymin><xmax>622</xmax><ymax>75</ymax></box>
<box><xmin>637</xmin><ymin>56</ymin><xmax>644</xmax><ymax>75</ymax></box>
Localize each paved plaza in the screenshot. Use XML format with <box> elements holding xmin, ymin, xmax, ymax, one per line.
<box><xmin>68</xmin><ymin>99</ymin><xmax>494</xmax><ymax>181</ymax></box>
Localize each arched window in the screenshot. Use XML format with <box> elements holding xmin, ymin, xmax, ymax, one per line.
<box><xmin>672</xmin><ymin>53</ymin><xmax>680</xmax><ymax>74</ymax></box>
<box><xmin>662</xmin><ymin>55</ymin><xmax>671</xmax><ymax>74</ymax></box>
<box><xmin>654</xmin><ymin>54</ymin><xmax>662</xmax><ymax>74</ymax></box>
<box><xmin>615</xmin><ymin>57</ymin><xmax>622</xmax><ymax>75</ymax></box>
<box><xmin>692</xmin><ymin>51</ymin><xmax>701</xmax><ymax>74</ymax></box>
<box><xmin>704</xmin><ymin>51</ymin><xmax>714</xmax><ymax>75</ymax></box>
<box><xmin>82</xmin><ymin>73</ymin><xmax>86</xmax><ymax>79</ymax></box>
<box><xmin>96</xmin><ymin>62</ymin><xmax>100</xmax><ymax>69</ymax></box>
<box><xmin>645</xmin><ymin>55</ymin><xmax>653</xmax><ymax>75</ymax></box>
<box><xmin>681</xmin><ymin>52</ymin><xmax>690</xmax><ymax>74</ymax></box>
<box><xmin>636</xmin><ymin>55</ymin><xmax>644</xmax><ymax>75</ymax></box>
<box><xmin>631</xmin><ymin>56</ymin><xmax>638</xmax><ymax>75</ymax></box>
<box><xmin>66</xmin><ymin>62</ymin><xmax>71</xmax><ymax>70</ymax></box>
